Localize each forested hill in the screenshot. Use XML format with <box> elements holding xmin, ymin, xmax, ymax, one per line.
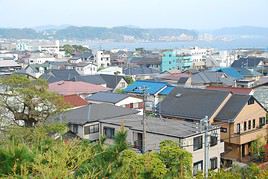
<box><xmin>0</xmin><ymin>26</ymin><xmax>197</xmax><ymax>41</ymax></box>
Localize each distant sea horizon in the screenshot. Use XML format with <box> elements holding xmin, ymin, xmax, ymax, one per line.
<box><xmin>87</xmin><ymin>39</ymin><xmax>268</xmax><ymax>51</ymax></box>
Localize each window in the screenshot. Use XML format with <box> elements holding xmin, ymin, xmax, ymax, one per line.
<box><xmin>210</xmin><ymin>157</ymin><xmax>217</xmax><ymax>170</ymax></box>
<box><xmin>259</xmin><ymin>117</ymin><xmax>266</xmax><ymax>127</ymax></box>
<box><xmin>104</xmin><ymin>127</ymin><xmax>115</xmax><ymax>139</ymax></box>
<box><xmin>236</xmin><ymin>123</ymin><xmax>240</xmax><ymax>134</ymax></box>
<box><xmin>210</xmin><ymin>136</ymin><xmax>217</xmax><ymax>147</ymax></box>
<box><xmin>193</xmin><ymin>161</ymin><xmax>203</xmax><ymax>175</ymax></box>
<box><xmin>244</xmin><ymin>121</ymin><xmax>247</xmax><ymax>131</ymax></box>
<box><xmin>72</xmin><ymin>124</ymin><xmax>78</xmax><ymax>134</ymax></box>
<box><xmin>193</xmin><ymin>136</ymin><xmax>203</xmax><ymax>151</ymax></box>
<box><xmin>129</xmin><ymin>103</ymin><xmax>134</xmax><ymax>108</ymax></box>
<box><xmin>220</xmin><ymin>127</ymin><xmax>227</xmax><ymax>133</ymax></box>
<box><xmin>248</xmin><ymin>98</ymin><xmax>254</xmax><ymax>105</ymax></box>
<box><xmin>253</xmin><ymin>119</ymin><xmax>256</xmax><ymax>128</ymax></box>
<box><xmin>84</xmin><ymin>124</ymin><xmax>99</xmax><ymax>135</ymax></box>
<box><xmin>248</xmin><ymin>120</ymin><xmax>251</xmax><ymax>130</ymax></box>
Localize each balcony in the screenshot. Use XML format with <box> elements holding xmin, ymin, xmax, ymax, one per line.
<box><xmin>227</xmin><ymin>126</ymin><xmax>268</xmax><ymax>145</ymax></box>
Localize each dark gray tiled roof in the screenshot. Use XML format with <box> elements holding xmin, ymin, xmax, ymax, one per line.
<box><xmin>191</xmin><ymin>71</ymin><xmax>234</xmax><ymax>86</ymax></box>
<box><xmin>231</xmin><ymin>57</ymin><xmax>265</xmax><ymax>68</ymax></box>
<box><xmin>41</xmin><ymin>69</ymin><xmax>80</xmax><ymax>83</ymax></box>
<box><xmin>78</xmin><ymin>75</ymin><xmax>106</xmax><ymax>85</ymax></box>
<box><xmin>86</xmin><ymin>92</ymin><xmax>129</xmax><ymax>104</ymax></box>
<box><xmin>41</xmin><ymin>69</ymin><xmax>106</xmax><ymax>85</ymax></box>
<box><xmin>215</xmin><ymin>95</ymin><xmax>251</xmax><ymax>122</ymax></box>
<box><xmin>52</xmin><ymin>103</ymin><xmax>139</xmax><ymax>125</ymax></box>
<box><xmin>177</xmin><ymin>77</ymin><xmax>189</xmax><ymax>84</ymax></box>
<box><xmin>123</xmin><ymin>67</ymin><xmax>160</xmax><ymax>75</ymax></box>
<box><xmin>100</xmin><ymin>115</ymin><xmax>218</xmax><ymax>138</ymax></box>
<box><xmin>159</xmin><ymin>87</ymin><xmax>230</xmax><ymax>120</ymax></box>
<box><xmin>100</xmin><ymin>74</ymin><xmax>126</xmax><ymax>89</ymax></box>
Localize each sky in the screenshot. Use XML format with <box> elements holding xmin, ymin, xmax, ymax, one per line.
<box><xmin>0</xmin><ymin>0</ymin><xmax>267</xmax><ymax>29</ymax></box>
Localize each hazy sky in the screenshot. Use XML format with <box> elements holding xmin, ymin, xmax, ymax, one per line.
<box><xmin>0</xmin><ymin>0</ymin><xmax>267</xmax><ymax>29</ymax></box>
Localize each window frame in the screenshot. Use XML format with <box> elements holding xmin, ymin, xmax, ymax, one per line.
<box><xmin>193</xmin><ymin>160</ymin><xmax>203</xmax><ymax>176</ymax></box>
<box><xmin>104</xmin><ymin>127</ymin><xmax>115</xmax><ymax>139</ymax></box>
<box><xmin>210</xmin><ymin>135</ymin><xmax>217</xmax><ymax>147</ymax></box>
<box><xmin>193</xmin><ymin>136</ymin><xmax>203</xmax><ymax>151</ymax></box>
<box><xmin>210</xmin><ymin>157</ymin><xmax>217</xmax><ymax>170</ymax></box>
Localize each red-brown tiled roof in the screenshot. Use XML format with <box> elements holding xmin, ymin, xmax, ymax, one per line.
<box><xmin>206</xmin><ymin>86</ymin><xmax>253</xmax><ymax>95</ymax></box>
<box><xmin>49</xmin><ymin>81</ymin><xmax>111</xmax><ymax>95</ymax></box>
<box><xmin>63</xmin><ymin>94</ymin><xmax>89</xmax><ymax>107</ymax></box>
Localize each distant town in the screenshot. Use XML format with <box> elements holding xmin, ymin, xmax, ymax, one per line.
<box><xmin>1</xmin><ymin>34</ymin><xmax>268</xmax><ymax>178</ymax></box>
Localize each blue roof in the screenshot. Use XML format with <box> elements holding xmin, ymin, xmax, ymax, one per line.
<box><xmin>159</xmin><ymin>86</ymin><xmax>175</xmax><ymax>95</ymax></box>
<box><xmin>216</xmin><ymin>67</ymin><xmax>243</xmax><ymax>79</ymax></box>
<box><xmin>124</xmin><ymin>80</ymin><xmax>168</xmax><ymax>95</ymax></box>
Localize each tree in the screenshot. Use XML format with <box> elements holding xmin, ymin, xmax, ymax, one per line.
<box><xmin>124</xmin><ymin>76</ymin><xmax>134</xmax><ymax>84</ymax></box>
<box><xmin>250</xmin><ymin>138</ymin><xmax>265</xmax><ymax>162</ymax></box>
<box><xmin>159</xmin><ymin>140</ymin><xmax>192</xmax><ymax>178</ymax></box>
<box><xmin>0</xmin><ymin>75</ymin><xmax>67</xmax><ymax>127</ymax></box>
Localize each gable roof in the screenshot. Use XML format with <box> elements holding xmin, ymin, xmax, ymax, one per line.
<box><xmin>123</xmin><ymin>67</ymin><xmax>160</xmax><ymax>75</ymax></box>
<box><xmin>159</xmin><ymin>86</ymin><xmax>175</xmax><ymax>95</ymax></box>
<box><xmin>0</xmin><ymin>60</ymin><xmax>21</xmax><ymax>67</ymax></box>
<box><xmin>160</xmin><ymin>87</ymin><xmax>230</xmax><ymax>120</ymax></box>
<box><xmin>41</xmin><ymin>69</ymin><xmax>80</xmax><ymax>83</ymax></box>
<box><xmin>206</xmin><ymin>86</ymin><xmax>253</xmax><ymax>95</ymax></box>
<box><xmin>236</xmin><ymin>68</ymin><xmax>263</xmax><ymax>77</ymax></box>
<box><xmin>124</xmin><ymin>80</ymin><xmax>168</xmax><ymax>95</ymax></box>
<box><xmin>101</xmin><ymin>115</ymin><xmax>216</xmax><ymax>138</ymax></box>
<box><xmin>76</xmin><ymin>75</ymin><xmax>106</xmax><ymax>85</ymax></box>
<box><xmin>52</xmin><ymin>103</ymin><xmax>139</xmax><ymax>125</ymax></box>
<box><xmin>215</xmin><ymin>94</ymin><xmax>252</xmax><ymax>122</ymax></box>
<box><xmin>99</xmin><ymin>74</ymin><xmax>126</xmax><ymax>89</ymax></box>
<box><xmin>86</xmin><ymin>92</ymin><xmax>130</xmax><ymax>104</ymax></box>
<box><xmin>63</xmin><ymin>94</ymin><xmax>88</xmax><ymax>107</ymax></box>
<box><xmin>191</xmin><ymin>71</ymin><xmax>234</xmax><ymax>86</ymax></box>
<box><xmin>216</xmin><ymin>67</ymin><xmax>243</xmax><ymax>79</ymax></box>
<box><xmin>231</xmin><ymin>57</ymin><xmax>265</xmax><ymax>69</ymax></box>
<box><xmin>48</xmin><ymin>81</ymin><xmax>110</xmax><ymax>95</ymax></box>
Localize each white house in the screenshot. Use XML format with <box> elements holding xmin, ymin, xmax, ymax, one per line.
<box><xmin>95</xmin><ymin>50</ymin><xmax>111</xmax><ymax>69</ymax></box>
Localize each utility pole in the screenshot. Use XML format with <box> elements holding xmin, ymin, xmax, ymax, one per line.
<box><xmin>200</xmin><ymin>116</ymin><xmax>209</xmax><ymax>179</ymax></box>
<box><xmin>133</xmin><ymin>86</ymin><xmax>148</xmax><ymax>153</ymax></box>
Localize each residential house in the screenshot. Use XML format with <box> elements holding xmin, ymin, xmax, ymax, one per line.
<box><xmin>159</xmin><ymin>87</ymin><xmax>268</xmax><ymax>163</ymax></box>
<box><xmin>0</xmin><ymin>60</ymin><xmax>22</xmax><ymax>75</ymax></box>
<box><xmin>97</xmin><ymin>66</ymin><xmax>123</xmax><ymax>75</ymax></box>
<box><xmin>50</xmin><ymin>103</ymin><xmax>139</xmax><ymax>141</ymax></box>
<box><xmin>69</xmin><ymin>56</ymin><xmax>83</xmax><ymax>64</ymax></box>
<box><xmin>99</xmin><ymin>115</ymin><xmax>224</xmax><ymax>175</ymax></box>
<box><xmin>189</xmin><ymin>71</ymin><xmax>235</xmax><ymax>88</ymax></box>
<box><xmin>231</xmin><ymin>56</ymin><xmax>266</xmax><ymax>69</ymax></box>
<box><xmin>63</xmin><ymin>94</ymin><xmax>89</xmax><ymax>108</ymax></box>
<box><xmin>124</xmin><ymin>80</ymin><xmax>174</xmax><ymax>110</ymax></box>
<box><xmin>123</xmin><ymin>67</ymin><xmax>160</xmax><ymax>80</ymax></box>
<box><xmin>66</xmin><ymin>62</ymin><xmax>97</xmax><ymax>75</ymax></box>
<box><xmin>206</xmin><ymin>86</ymin><xmax>254</xmax><ymax>95</ymax></box>
<box><xmin>86</xmin><ymin>92</ymin><xmax>143</xmax><ymax>114</ymax></box>
<box><xmin>48</xmin><ymin>81</ymin><xmax>111</xmax><ymax>98</ymax></box>
<box><xmin>129</xmin><ymin>55</ymin><xmax>161</xmax><ymax>71</ymax></box>
<box><xmin>24</xmin><ymin>63</ymin><xmax>50</xmax><ymax>78</ymax></box>
<box><xmin>99</xmin><ymin>74</ymin><xmax>128</xmax><ymax>92</ymax></box>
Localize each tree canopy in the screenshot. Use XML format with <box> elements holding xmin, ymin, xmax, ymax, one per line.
<box><xmin>0</xmin><ymin>74</ymin><xmax>67</xmax><ymax>127</ymax></box>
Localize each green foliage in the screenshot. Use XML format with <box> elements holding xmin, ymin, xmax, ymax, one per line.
<box><xmin>250</xmin><ymin>138</ymin><xmax>265</xmax><ymax>162</ymax></box>
<box><xmin>124</xmin><ymin>76</ymin><xmax>134</xmax><ymax>84</ymax></box>
<box><xmin>0</xmin><ymin>74</ymin><xmax>67</xmax><ymax>127</ymax></box>
<box><xmin>63</xmin><ymin>44</ymin><xmax>90</xmax><ymax>56</ymax></box>
<box><xmin>115</xmin><ymin>88</ymin><xmax>125</xmax><ymax>94</ymax></box>
<box><xmin>159</xmin><ymin>140</ymin><xmax>192</xmax><ymax>178</ymax></box>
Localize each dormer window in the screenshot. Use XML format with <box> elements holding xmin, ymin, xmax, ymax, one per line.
<box><xmin>248</xmin><ymin>98</ymin><xmax>254</xmax><ymax>105</ymax></box>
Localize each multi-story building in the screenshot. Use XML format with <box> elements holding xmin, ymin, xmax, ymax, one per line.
<box><xmin>161</xmin><ymin>51</ymin><xmax>193</xmax><ymax>72</ymax></box>
<box><xmin>95</xmin><ymin>50</ymin><xmax>111</xmax><ymax>69</ymax></box>
<box><xmin>160</xmin><ymin>87</ymin><xmax>268</xmax><ymax>164</ymax></box>
<box><xmin>99</xmin><ymin>115</ymin><xmax>224</xmax><ymax>175</ymax></box>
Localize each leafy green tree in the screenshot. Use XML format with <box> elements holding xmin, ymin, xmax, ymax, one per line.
<box><xmin>250</xmin><ymin>138</ymin><xmax>265</xmax><ymax>162</ymax></box>
<box><xmin>159</xmin><ymin>140</ymin><xmax>192</xmax><ymax>178</ymax></box>
<box><xmin>142</xmin><ymin>152</ymin><xmax>167</xmax><ymax>179</ymax></box>
<box><xmin>124</xmin><ymin>76</ymin><xmax>134</xmax><ymax>84</ymax></box>
<box><xmin>0</xmin><ymin>74</ymin><xmax>67</xmax><ymax>127</ymax></box>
